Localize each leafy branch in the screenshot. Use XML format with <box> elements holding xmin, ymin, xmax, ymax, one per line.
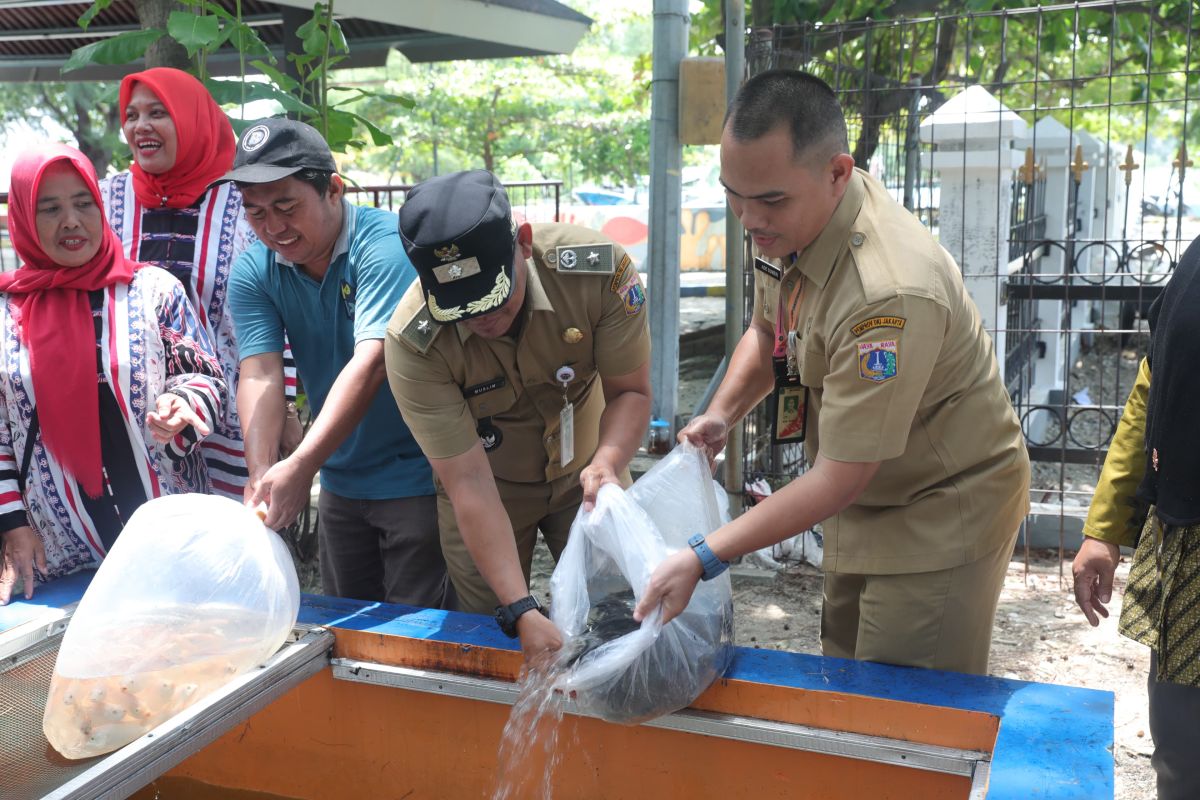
<box><xmin>63</xmin><ymin>0</ymin><xmax>414</xmax><ymax>152</ymax></box>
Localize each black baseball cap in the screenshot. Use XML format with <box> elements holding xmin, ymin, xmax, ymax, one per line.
<box><xmin>398</xmin><ymin>170</ymin><xmax>518</xmax><ymax>324</ymax></box>
<box><xmin>213</xmin><ymin>117</ymin><xmax>337</xmax><ymax>185</ymax></box>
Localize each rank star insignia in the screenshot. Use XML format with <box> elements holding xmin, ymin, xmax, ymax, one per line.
<box><xmin>434</xmin><ymin>244</ymin><xmax>460</xmax><ymax>262</ymax></box>
<box><xmin>587</xmin><ymin>251</ymin><xmax>600</xmax><ymax>266</ymax></box>
<box><xmin>448</xmin><ymin>264</ymin><xmax>463</xmax><ymax>279</ymax></box>
<box><xmin>560</xmin><ymin>249</ymin><xmax>578</xmax><ymax>269</ymax></box>
<box><xmin>417</xmin><ymin>319</ymin><xmax>431</xmax><ymax>334</ymax></box>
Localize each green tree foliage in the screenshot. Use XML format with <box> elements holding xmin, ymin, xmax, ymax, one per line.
<box><xmin>354</xmin><ymin>55</ymin><xmax>649</xmax><ymax>189</ymax></box>
<box><xmin>690</xmin><ymin>1</ymin><xmax>1200</xmax><ymax>164</ymax></box>
<box><xmin>0</xmin><ymin>83</ymin><xmax>123</xmax><ymax>176</ymax></box>
<box><xmin>351</xmin><ymin>1</ymin><xmax>651</xmax><ymax>189</ymax></box>
<box><xmin>65</xmin><ymin>0</ymin><xmax>408</xmax><ymax>152</ymax></box>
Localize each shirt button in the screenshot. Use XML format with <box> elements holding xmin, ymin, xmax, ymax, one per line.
<box><xmin>851</xmin><ymin>232</ymin><xmax>865</xmax><ymax>246</ymax></box>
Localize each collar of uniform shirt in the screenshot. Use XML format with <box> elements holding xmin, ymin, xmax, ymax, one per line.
<box><xmin>793</xmin><ymin>169</ymin><xmax>867</xmax><ymax>289</ymax></box>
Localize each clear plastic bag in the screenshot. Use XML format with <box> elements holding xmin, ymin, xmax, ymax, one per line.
<box><xmin>550</xmin><ymin>442</ymin><xmax>734</xmax><ymax>724</ymax></box>
<box><xmin>42</xmin><ymin>494</ymin><xmax>300</xmax><ymax>759</ymax></box>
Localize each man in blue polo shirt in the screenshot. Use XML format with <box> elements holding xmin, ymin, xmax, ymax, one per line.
<box><xmin>220</xmin><ymin>118</ymin><xmax>447</xmax><ymax>608</ymax></box>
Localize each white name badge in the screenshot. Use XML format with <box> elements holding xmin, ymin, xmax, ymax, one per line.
<box><xmin>559</xmin><ymin>402</ymin><xmax>575</xmax><ymax>467</ymax></box>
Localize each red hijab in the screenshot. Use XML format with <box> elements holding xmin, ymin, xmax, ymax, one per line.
<box><xmin>0</xmin><ymin>145</ymin><xmax>141</xmax><ymax>498</ymax></box>
<box><xmin>119</xmin><ymin>67</ymin><xmax>235</xmax><ymax>209</ymax></box>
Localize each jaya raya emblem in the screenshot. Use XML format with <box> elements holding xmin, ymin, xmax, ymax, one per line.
<box><xmin>857</xmin><ymin>340</ymin><xmax>898</xmax><ymax>382</ymax></box>
<box><xmin>434</xmin><ymin>244</ymin><xmax>461</xmax><ymax>262</ymax></box>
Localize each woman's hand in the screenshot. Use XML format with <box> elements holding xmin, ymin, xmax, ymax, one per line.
<box><xmin>0</xmin><ymin>526</ymin><xmax>47</xmax><ymax>605</ymax></box>
<box><xmin>147</xmin><ymin>393</ymin><xmax>210</xmax><ymax>444</ymax></box>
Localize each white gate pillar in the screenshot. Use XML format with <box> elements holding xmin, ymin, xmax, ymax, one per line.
<box><xmin>919</xmin><ymin>85</ymin><xmax>1029</xmax><ymax>383</ymax></box>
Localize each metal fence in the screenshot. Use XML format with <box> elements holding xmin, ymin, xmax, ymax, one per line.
<box><xmin>739</xmin><ymin>0</ymin><xmax>1200</xmax><ymax>555</ymax></box>
<box><xmin>343</xmin><ymin>179</ymin><xmax>562</xmax><ymax>221</ymax></box>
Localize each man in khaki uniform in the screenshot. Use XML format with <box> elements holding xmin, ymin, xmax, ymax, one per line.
<box><xmin>635</xmin><ymin>70</ymin><xmax>1029</xmax><ymax>675</ymax></box>
<box><xmin>385</xmin><ymin>170</ymin><xmax>652</xmax><ymax>658</ymax></box>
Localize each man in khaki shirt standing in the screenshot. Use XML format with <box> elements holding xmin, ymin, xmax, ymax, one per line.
<box><xmin>635</xmin><ymin>70</ymin><xmax>1029</xmax><ymax>675</ymax></box>
<box><xmin>386</xmin><ymin>170</ymin><xmax>652</xmax><ymax>659</ymax></box>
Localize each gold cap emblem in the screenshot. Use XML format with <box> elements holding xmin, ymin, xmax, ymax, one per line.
<box><xmin>562</xmin><ymin>327</ymin><xmax>584</xmax><ymax>344</ymax></box>
<box><xmin>434</xmin><ymin>244</ymin><xmax>460</xmax><ymax>262</ymax></box>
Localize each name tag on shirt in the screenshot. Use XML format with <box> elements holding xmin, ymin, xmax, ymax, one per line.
<box><xmin>754</xmin><ymin>257</ymin><xmax>782</xmax><ymax>280</ymax></box>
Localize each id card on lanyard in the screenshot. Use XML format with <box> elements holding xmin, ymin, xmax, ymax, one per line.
<box><xmin>770</xmin><ymin>258</ymin><xmax>808</xmax><ymax>444</ymax></box>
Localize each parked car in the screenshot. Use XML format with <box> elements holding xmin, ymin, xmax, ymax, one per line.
<box><xmin>573</xmin><ymin>187</ymin><xmax>636</xmax><ymax>205</ymax></box>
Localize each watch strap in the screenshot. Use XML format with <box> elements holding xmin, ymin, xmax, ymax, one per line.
<box><xmin>494</xmin><ymin>594</ymin><xmax>543</xmax><ymax>637</ymax></box>
<box><xmin>688</xmin><ymin>533</ymin><xmax>729</xmax><ymax>581</ymax></box>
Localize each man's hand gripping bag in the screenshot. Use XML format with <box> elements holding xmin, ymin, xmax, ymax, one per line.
<box><xmin>42</xmin><ymin>494</ymin><xmax>301</xmax><ymax>759</ymax></box>
<box><xmin>550</xmin><ymin>443</ymin><xmax>734</xmax><ymax>724</ymax></box>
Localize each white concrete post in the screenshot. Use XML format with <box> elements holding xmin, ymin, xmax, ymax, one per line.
<box><xmin>1074</xmin><ymin>130</ymin><xmax>1106</xmax><ymax>330</ymax></box>
<box><xmin>1030</xmin><ymin>117</ymin><xmax>1071</xmax><ymax>403</ymax></box>
<box><xmin>919</xmin><ymin>85</ymin><xmax>1029</xmax><ymax>382</ymax></box>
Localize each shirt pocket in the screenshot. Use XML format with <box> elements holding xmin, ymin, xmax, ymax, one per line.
<box><xmin>464</xmin><ymin>377</ymin><xmax>518</xmax><ymax>420</ymax></box>
<box><xmin>800</xmin><ymin>341</ymin><xmax>827</xmax><ymax>389</ymax></box>
<box><xmin>753</xmin><ymin>272</ymin><xmax>781</xmax><ymax>326</ymax></box>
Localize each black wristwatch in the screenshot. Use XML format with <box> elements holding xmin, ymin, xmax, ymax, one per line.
<box><xmin>494</xmin><ymin>594</ymin><xmax>546</xmax><ymax>638</ymax></box>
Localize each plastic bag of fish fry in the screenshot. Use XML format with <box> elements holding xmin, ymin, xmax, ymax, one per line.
<box><xmin>549</xmin><ymin>442</ymin><xmax>734</xmax><ymax>724</ymax></box>
<box><xmin>42</xmin><ymin>494</ymin><xmax>300</xmax><ymax>759</ymax></box>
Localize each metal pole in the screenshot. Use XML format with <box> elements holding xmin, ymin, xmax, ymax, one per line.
<box><xmin>723</xmin><ymin>0</ymin><xmax>745</xmax><ymax>510</ymax></box>
<box><xmin>648</xmin><ymin>0</ymin><xmax>688</xmax><ymax>431</ymax></box>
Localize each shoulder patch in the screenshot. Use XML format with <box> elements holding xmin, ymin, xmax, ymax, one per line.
<box><xmin>556</xmin><ymin>243</ymin><xmax>615</xmax><ymax>275</ymax></box>
<box><xmin>857</xmin><ymin>340</ymin><xmax>898</xmax><ymax>382</ymax></box>
<box><xmin>615</xmin><ymin>267</ymin><xmax>645</xmax><ymax>316</ymax></box>
<box><xmin>400</xmin><ymin>304</ymin><xmax>442</xmax><ymax>354</ymax></box>
<box><xmin>850</xmin><ymin>316</ymin><xmax>906</xmax><ymax>337</ymax></box>
<box><xmin>609</xmin><ymin>253</ymin><xmax>632</xmax><ymax>292</ymax></box>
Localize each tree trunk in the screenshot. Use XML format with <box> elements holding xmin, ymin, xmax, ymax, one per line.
<box><xmin>40</xmin><ymin>86</ymin><xmax>119</xmax><ymax>177</ymax></box>
<box><xmin>132</xmin><ymin>0</ymin><xmax>191</xmax><ymax>71</ymax></box>
<box><xmin>750</xmin><ymin>0</ymin><xmax>772</xmax><ymax>28</ymax></box>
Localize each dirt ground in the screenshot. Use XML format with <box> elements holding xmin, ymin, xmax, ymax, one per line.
<box><xmin>530</xmin><ymin>544</ymin><xmax>1151</xmax><ymax>798</ymax></box>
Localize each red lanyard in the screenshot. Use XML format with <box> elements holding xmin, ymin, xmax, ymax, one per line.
<box><xmin>773</xmin><ymin>268</ymin><xmax>805</xmax><ymax>360</ymax></box>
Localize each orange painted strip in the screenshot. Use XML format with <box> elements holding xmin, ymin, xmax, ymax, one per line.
<box><xmin>693</xmin><ymin>678</ymin><xmax>1000</xmax><ymax>753</ymax></box>
<box><xmin>333</xmin><ymin>627</ymin><xmax>523</xmax><ymax>681</ymax></box>
<box><xmin>152</xmin><ymin>669</ymin><xmax>974</xmax><ymax>800</ymax></box>
<box><xmin>333</xmin><ymin>627</ymin><xmax>999</xmax><ymax>753</ymax></box>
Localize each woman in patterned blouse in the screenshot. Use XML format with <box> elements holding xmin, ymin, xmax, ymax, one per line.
<box><xmin>0</xmin><ymin>144</ymin><xmax>227</xmax><ymax>603</ymax></box>
<box><xmin>100</xmin><ymin>67</ymin><xmax>299</xmax><ymax>501</ymax></box>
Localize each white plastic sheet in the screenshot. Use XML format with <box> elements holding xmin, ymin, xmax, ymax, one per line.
<box><xmin>42</xmin><ymin>494</ymin><xmax>300</xmax><ymax>759</ymax></box>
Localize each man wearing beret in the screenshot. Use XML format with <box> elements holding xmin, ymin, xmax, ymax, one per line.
<box><xmin>219</xmin><ymin>117</ymin><xmax>449</xmax><ymax>609</ymax></box>
<box><xmin>385</xmin><ymin>170</ymin><xmax>652</xmax><ymax>658</ymax></box>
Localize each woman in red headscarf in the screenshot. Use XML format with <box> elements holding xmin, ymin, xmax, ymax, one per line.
<box><xmin>0</xmin><ymin>145</ymin><xmax>227</xmax><ymax>604</ymax></box>
<box><xmin>100</xmin><ymin>67</ymin><xmax>299</xmax><ymax>501</ymax></box>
